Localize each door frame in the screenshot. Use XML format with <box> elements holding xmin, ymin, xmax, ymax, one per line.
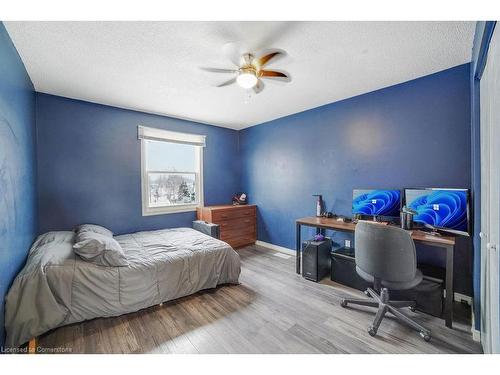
<box><xmin>478</xmin><ymin>22</ymin><xmax>500</xmax><ymax>354</ymax></box>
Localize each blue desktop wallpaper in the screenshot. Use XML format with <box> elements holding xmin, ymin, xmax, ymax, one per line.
<box><xmin>352</xmin><ymin>190</ymin><xmax>401</xmax><ymax>217</ymax></box>
<box><xmin>407</xmin><ymin>190</ymin><xmax>468</xmax><ymax>232</ymax></box>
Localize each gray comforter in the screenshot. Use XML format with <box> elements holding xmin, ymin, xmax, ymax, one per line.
<box><xmin>5</xmin><ymin>227</ymin><xmax>241</xmax><ymax>347</ymax></box>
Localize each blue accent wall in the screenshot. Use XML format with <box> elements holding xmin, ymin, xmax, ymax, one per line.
<box><xmin>2</xmin><ymin>25</ymin><xmax>477</xmax><ymax>340</ymax></box>
<box><xmin>35</xmin><ymin>93</ymin><xmax>240</xmax><ymax>235</ymax></box>
<box><xmin>240</xmin><ymin>64</ymin><xmax>472</xmax><ymax>295</ymax></box>
<box><xmin>0</xmin><ymin>23</ymin><xmax>37</xmax><ymax>347</ymax></box>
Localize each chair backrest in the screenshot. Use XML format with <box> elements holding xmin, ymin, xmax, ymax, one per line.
<box><xmin>354</xmin><ymin>221</ymin><xmax>417</xmax><ymax>283</ymax></box>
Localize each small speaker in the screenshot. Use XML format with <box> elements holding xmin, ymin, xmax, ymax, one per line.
<box><xmin>302</xmin><ymin>238</ymin><xmax>332</xmax><ymax>282</ymax></box>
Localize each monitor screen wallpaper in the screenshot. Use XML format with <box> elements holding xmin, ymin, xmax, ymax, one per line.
<box><xmin>405</xmin><ymin>189</ymin><xmax>468</xmax><ymax>233</ymax></box>
<box><xmin>352</xmin><ymin>189</ymin><xmax>401</xmax><ymax>217</ymax></box>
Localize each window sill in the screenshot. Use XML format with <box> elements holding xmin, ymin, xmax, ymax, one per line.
<box><xmin>142</xmin><ymin>205</ymin><xmax>200</xmax><ymax>216</ymax></box>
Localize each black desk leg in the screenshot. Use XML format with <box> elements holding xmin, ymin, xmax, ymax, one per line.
<box><xmin>445</xmin><ymin>244</ymin><xmax>454</xmax><ymax>328</ymax></box>
<box><xmin>296</xmin><ymin>223</ymin><xmax>301</xmax><ymax>274</ymax></box>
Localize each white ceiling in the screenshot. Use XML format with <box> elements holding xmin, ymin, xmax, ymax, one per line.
<box><xmin>5</xmin><ymin>21</ymin><xmax>475</xmax><ymax>130</ymax></box>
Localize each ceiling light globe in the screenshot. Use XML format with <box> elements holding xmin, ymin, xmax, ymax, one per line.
<box><xmin>237</xmin><ymin>72</ymin><xmax>258</xmax><ymax>89</ymax></box>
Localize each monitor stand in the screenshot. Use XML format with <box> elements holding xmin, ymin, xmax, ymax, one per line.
<box><xmin>370</xmin><ymin>215</ymin><xmax>389</xmax><ymax>225</ymax></box>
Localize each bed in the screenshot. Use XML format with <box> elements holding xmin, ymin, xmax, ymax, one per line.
<box><xmin>5</xmin><ymin>227</ymin><xmax>241</xmax><ymax>348</ymax></box>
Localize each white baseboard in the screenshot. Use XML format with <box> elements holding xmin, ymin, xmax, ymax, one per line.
<box><xmin>472</xmin><ymin>328</ymin><xmax>481</xmax><ymax>342</ymax></box>
<box><xmin>453</xmin><ymin>292</ymin><xmax>472</xmax><ymax>305</ymax></box>
<box><xmin>255</xmin><ymin>240</ymin><xmax>295</xmax><ymax>256</ymax></box>
<box><xmin>471</xmin><ymin>305</ymin><xmax>481</xmax><ymax>342</ymax></box>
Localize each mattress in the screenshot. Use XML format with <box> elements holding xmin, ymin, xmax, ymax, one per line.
<box><xmin>5</xmin><ymin>227</ymin><xmax>241</xmax><ymax>348</ymax></box>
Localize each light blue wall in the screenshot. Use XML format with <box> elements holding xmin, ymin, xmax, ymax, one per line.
<box><xmin>35</xmin><ymin>93</ymin><xmax>241</xmax><ymax>235</ymax></box>
<box><xmin>0</xmin><ymin>23</ymin><xmax>37</xmax><ymax>347</ymax></box>
<box><xmin>240</xmin><ymin>64</ymin><xmax>473</xmax><ymax>295</ymax></box>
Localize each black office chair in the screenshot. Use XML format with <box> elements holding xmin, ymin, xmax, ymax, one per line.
<box><xmin>341</xmin><ymin>221</ymin><xmax>431</xmax><ymax>341</ymax></box>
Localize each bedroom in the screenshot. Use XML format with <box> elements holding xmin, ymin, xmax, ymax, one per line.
<box><xmin>1</xmin><ymin>0</ymin><xmax>499</xmax><ymax>372</ymax></box>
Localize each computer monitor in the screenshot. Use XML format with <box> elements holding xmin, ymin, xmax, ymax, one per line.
<box><xmin>352</xmin><ymin>189</ymin><xmax>401</xmax><ymax>218</ymax></box>
<box><xmin>404</xmin><ymin>188</ymin><xmax>470</xmax><ymax>235</ymax></box>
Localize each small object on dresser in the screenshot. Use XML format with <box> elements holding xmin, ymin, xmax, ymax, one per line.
<box><xmin>232</xmin><ymin>192</ymin><xmax>247</xmax><ymax>205</ymax></box>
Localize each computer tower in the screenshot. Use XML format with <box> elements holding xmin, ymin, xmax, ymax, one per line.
<box><xmin>302</xmin><ymin>238</ymin><xmax>332</xmax><ymax>282</ymax></box>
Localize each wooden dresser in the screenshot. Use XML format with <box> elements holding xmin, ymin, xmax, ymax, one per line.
<box><xmin>197</xmin><ymin>205</ymin><xmax>256</xmax><ymax>248</ymax></box>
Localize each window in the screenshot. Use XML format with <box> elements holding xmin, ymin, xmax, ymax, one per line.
<box><xmin>139</xmin><ymin>126</ymin><xmax>205</xmax><ymax>215</ymax></box>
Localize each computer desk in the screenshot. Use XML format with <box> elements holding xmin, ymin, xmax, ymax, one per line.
<box><xmin>295</xmin><ymin>216</ymin><xmax>456</xmax><ymax>328</ymax></box>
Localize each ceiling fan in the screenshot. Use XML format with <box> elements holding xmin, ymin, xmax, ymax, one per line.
<box><xmin>202</xmin><ymin>49</ymin><xmax>291</xmax><ymax>94</ymax></box>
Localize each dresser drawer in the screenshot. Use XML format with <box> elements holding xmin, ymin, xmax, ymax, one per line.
<box><xmin>220</xmin><ymin>225</ymin><xmax>256</xmax><ymax>241</ymax></box>
<box><xmin>211</xmin><ymin>206</ymin><xmax>256</xmax><ymax>222</ymax></box>
<box><xmin>225</xmin><ymin>234</ymin><xmax>257</xmax><ymax>248</ymax></box>
<box><xmin>218</xmin><ymin>217</ymin><xmax>254</xmax><ymax>231</ymax></box>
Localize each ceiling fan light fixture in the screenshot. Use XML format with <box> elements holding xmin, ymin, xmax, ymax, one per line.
<box><xmin>206</xmin><ymin>49</ymin><xmax>289</xmax><ymax>93</ymax></box>
<box><xmin>236</xmin><ymin>71</ymin><xmax>258</xmax><ymax>89</ymax></box>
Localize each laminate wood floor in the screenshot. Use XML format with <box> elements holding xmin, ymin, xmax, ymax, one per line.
<box><xmin>37</xmin><ymin>245</ymin><xmax>482</xmax><ymax>354</ymax></box>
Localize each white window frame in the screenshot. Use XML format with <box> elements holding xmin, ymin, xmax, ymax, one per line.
<box><xmin>139</xmin><ymin>125</ymin><xmax>205</xmax><ymax>216</ymax></box>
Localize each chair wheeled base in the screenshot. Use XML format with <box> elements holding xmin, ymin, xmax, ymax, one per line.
<box><xmin>341</xmin><ymin>287</ymin><xmax>431</xmax><ymax>342</ymax></box>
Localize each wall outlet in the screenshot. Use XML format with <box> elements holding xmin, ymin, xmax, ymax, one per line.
<box><xmin>344</xmin><ymin>239</ymin><xmax>351</xmax><ymax>248</ymax></box>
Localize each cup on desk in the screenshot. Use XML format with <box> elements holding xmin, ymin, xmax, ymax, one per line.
<box><xmin>400</xmin><ymin>206</ymin><xmax>416</xmax><ymax>230</ymax></box>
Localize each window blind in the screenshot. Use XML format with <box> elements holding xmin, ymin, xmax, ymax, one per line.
<box><xmin>138</xmin><ymin>125</ymin><xmax>206</xmax><ymax>147</ymax></box>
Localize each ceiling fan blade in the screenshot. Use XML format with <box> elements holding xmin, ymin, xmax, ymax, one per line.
<box><xmin>200</xmin><ymin>67</ymin><xmax>238</xmax><ymax>74</ymax></box>
<box><xmin>216</xmin><ymin>77</ymin><xmax>237</xmax><ymax>87</ymax></box>
<box><xmin>260</xmin><ymin>70</ymin><xmax>290</xmax><ymax>81</ymax></box>
<box><xmin>253</xmin><ymin>51</ymin><xmax>283</xmax><ymax>68</ymax></box>
<box><xmin>253</xmin><ymin>80</ymin><xmax>265</xmax><ymax>94</ymax></box>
